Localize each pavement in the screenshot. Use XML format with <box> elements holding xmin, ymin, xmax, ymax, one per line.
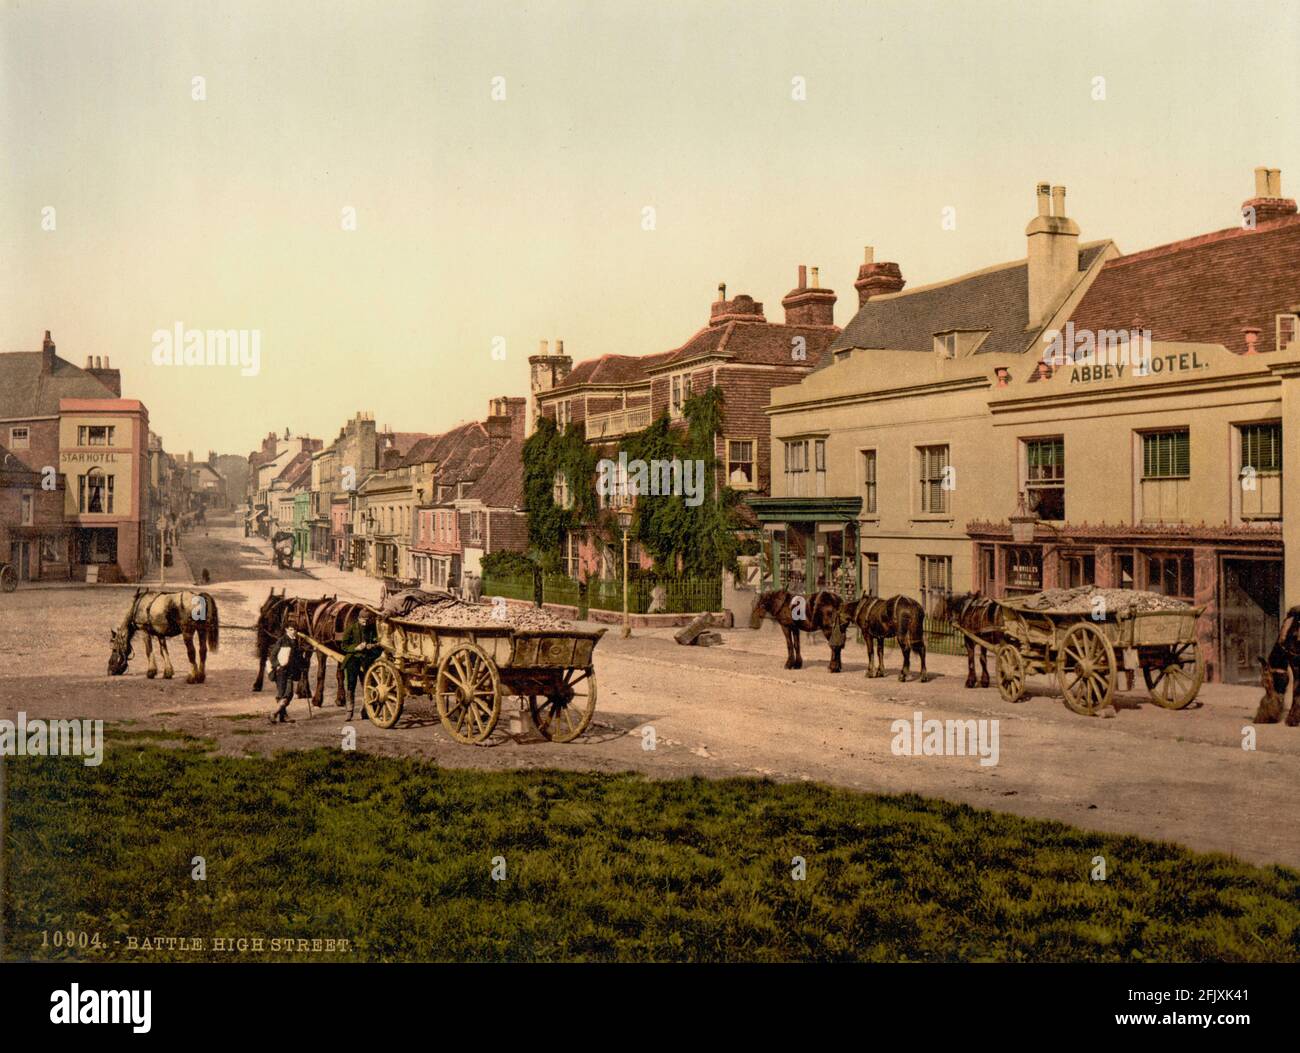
<box><xmin>2</xmin><ymin>515</ymin><xmax>1299</xmax><ymax>870</ymax></box>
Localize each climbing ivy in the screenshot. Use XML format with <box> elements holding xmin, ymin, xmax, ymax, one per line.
<box><xmin>521</xmin><ymin>415</ymin><xmax>600</xmax><ymax>572</ymax></box>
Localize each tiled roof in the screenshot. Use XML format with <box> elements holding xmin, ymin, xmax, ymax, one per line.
<box><xmin>0</xmin><ymin>351</ymin><xmax>120</xmax><ymax>418</ymax></box>
<box><xmin>825</xmin><ymin>242</ymin><xmax>1110</xmax><ymax>364</ymax></box>
<box><xmin>0</xmin><ymin>441</ymin><xmax>35</xmax><ymax>474</ymax></box>
<box><xmin>648</xmin><ymin>320</ymin><xmax>840</xmax><ymax>371</ymax></box>
<box><xmin>467</xmin><ymin>439</ymin><xmax>523</xmax><ymax>509</ymax></box>
<box><xmin>276</xmin><ymin>450</ymin><xmax>314</xmax><ymax>488</ymax></box>
<box><xmin>551</xmin><ymin>351</ymin><xmax>677</xmax><ymax>393</ymax></box>
<box><xmin>380</xmin><ymin>431</ymin><xmax>432</xmax><ymax>458</ymax></box>
<box><xmin>1068</xmin><ymin>215</ymin><xmax>1300</xmax><ymax>356</ymax></box>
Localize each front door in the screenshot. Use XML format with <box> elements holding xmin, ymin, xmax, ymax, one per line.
<box><xmin>1220</xmin><ymin>558</ymin><xmax>1282</xmax><ymax>684</ymax></box>
<box><xmin>9</xmin><ymin>541</ymin><xmax>31</xmax><ymax>580</ymax></box>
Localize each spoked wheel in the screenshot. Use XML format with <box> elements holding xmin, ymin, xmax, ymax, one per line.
<box><xmin>1056</xmin><ymin>621</ymin><xmax>1116</xmax><ymax>716</ymax></box>
<box><xmin>436</xmin><ymin>643</ymin><xmax>501</xmax><ymax>745</ymax></box>
<box><xmin>1142</xmin><ymin>643</ymin><xmax>1205</xmax><ymax>709</ymax></box>
<box><xmin>0</xmin><ymin>564</ymin><xmax>16</xmax><ymax>593</ymax></box>
<box><xmin>363</xmin><ymin>659</ymin><xmax>405</xmax><ymax>729</ymax></box>
<box><xmin>995</xmin><ymin>644</ymin><xmax>1026</xmax><ymax>703</ymax></box>
<box><xmin>528</xmin><ymin>667</ymin><xmax>597</xmax><ymax>743</ymax></box>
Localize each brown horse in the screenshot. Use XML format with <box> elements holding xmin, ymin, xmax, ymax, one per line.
<box><xmin>305</xmin><ymin>599</ymin><xmax>372</xmax><ymax>714</ymax></box>
<box><xmin>838</xmin><ymin>594</ymin><xmax>928</xmax><ymax>682</ymax></box>
<box><xmin>749</xmin><ymin>589</ymin><xmax>846</xmax><ymax>671</ymax></box>
<box><xmin>251</xmin><ymin>589</ymin><xmax>332</xmax><ymax>697</ymax></box>
<box><xmin>1255</xmin><ymin>606</ymin><xmax>1300</xmax><ymax>726</ymax></box>
<box><xmin>932</xmin><ymin>592</ymin><xmax>1006</xmax><ymax>688</ymax></box>
<box><xmin>109</xmin><ymin>588</ymin><xmax>220</xmax><ymax>683</ymax></box>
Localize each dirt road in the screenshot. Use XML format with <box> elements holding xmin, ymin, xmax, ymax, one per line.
<box><xmin>2</xmin><ymin>518</ymin><xmax>1297</xmax><ymax>869</ymax></box>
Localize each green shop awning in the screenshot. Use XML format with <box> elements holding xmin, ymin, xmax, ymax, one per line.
<box><xmin>746</xmin><ymin>496</ymin><xmax>863</xmax><ymax>523</ymax></box>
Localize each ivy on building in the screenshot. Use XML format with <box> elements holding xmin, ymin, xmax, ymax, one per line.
<box><xmin>522</xmin><ymin>387</ymin><xmax>743</xmax><ymax>578</ymax></box>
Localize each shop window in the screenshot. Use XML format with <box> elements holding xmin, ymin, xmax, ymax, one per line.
<box><xmin>1145</xmin><ymin>551</ymin><xmax>1193</xmax><ymax>602</ymax></box>
<box><xmin>79</xmin><ymin>469</ymin><xmax>114</xmax><ymax>514</ymax></box>
<box><xmin>1024</xmin><ymin>438</ymin><xmax>1065</xmax><ymax>520</ymax></box>
<box><xmin>1140</xmin><ymin>429</ymin><xmax>1190</xmax><ymax>523</ymax></box>
<box><xmin>861</xmin><ymin>450</ymin><xmax>877</xmax><ymax>514</ymax></box>
<box><xmin>1005</xmin><ymin>546</ymin><xmax>1042</xmax><ymax>594</ymax></box>
<box><xmin>1239</xmin><ymin>422</ymin><xmax>1282</xmax><ymax>520</ymax></box>
<box><xmin>1061</xmin><ymin>551</ymin><xmax>1095</xmax><ymax>588</ymax></box>
<box><xmin>918</xmin><ymin>445</ymin><xmax>950</xmax><ymax>514</ymax></box>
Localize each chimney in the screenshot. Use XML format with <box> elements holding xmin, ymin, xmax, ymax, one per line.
<box><xmin>528</xmin><ymin>339</ymin><xmax>573</xmax><ymax>432</ymax></box>
<box><xmin>854</xmin><ymin>246</ymin><xmax>905</xmax><ymax>307</ymax></box>
<box><xmin>40</xmin><ymin>330</ymin><xmax>56</xmax><ymax>374</ymax></box>
<box><xmin>781</xmin><ymin>264</ymin><xmax>836</xmax><ymax>327</ymax></box>
<box><xmin>485</xmin><ymin>396</ymin><xmax>527</xmax><ymax>452</ymax></box>
<box><xmin>1243</xmin><ymin>166</ymin><xmax>1297</xmax><ymax>224</ymax></box>
<box><xmin>1243</xmin><ymin>327</ymin><xmax>1261</xmax><ymax>355</ymax></box>
<box><xmin>1025</xmin><ymin>183</ymin><xmax>1081</xmax><ymax>329</ymax></box>
<box><xmin>717</xmin><ymin>282</ymin><xmax>726</xmax><ymax>301</ymax></box>
<box><xmin>709</xmin><ymin>291</ymin><xmax>766</xmax><ymax>327</ymax></box>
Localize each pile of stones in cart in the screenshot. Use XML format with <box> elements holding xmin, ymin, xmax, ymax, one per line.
<box><xmin>382</xmin><ymin>589</ymin><xmax>575</xmax><ymax>631</ymax></box>
<box><xmin>1018</xmin><ymin>585</ymin><xmax>1189</xmax><ymax>615</ymax></box>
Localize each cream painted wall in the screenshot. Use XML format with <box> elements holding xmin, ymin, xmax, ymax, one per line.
<box><xmin>59</xmin><ymin>414</ymin><xmax>137</xmax><ymax>520</ymax></box>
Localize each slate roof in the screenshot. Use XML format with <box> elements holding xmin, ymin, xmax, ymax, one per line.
<box><xmin>0</xmin><ymin>351</ymin><xmax>120</xmax><ymax>417</ymax></box>
<box><xmin>1068</xmin><ymin>215</ymin><xmax>1300</xmax><ymax>356</ymax></box>
<box><xmin>824</xmin><ymin>242</ymin><xmax>1109</xmax><ymax>364</ymax></box>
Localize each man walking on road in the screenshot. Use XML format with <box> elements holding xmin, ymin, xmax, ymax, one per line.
<box><xmin>341</xmin><ymin>608</ymin><xmax>381</xmax><ymax>718</ymax></box>
<box><xmin>269</xmin><ymin>625</ymin><xmax>308</xmax><ymax>723</ymax></box>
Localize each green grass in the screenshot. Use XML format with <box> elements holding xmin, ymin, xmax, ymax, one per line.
<box><xmin>4</xmin><ymin>739</ymin><xmax>1298</xmax><ymax>962</ymax></box>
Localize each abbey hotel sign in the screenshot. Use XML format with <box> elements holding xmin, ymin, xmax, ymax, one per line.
<box><xmin>1042</xmin><ymin>322</ymin><xmax>1211</xmax><ymax>384</ymax></box>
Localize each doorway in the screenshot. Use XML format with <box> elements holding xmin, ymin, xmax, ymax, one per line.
<box><xmin>9</xmin><ymin>541</ymin><xmax>32</xmax><ymax>581</ymax></box>
<box><xmin>1220</xmin><ymin>557</ymin><xmax>1282</xmax><ymax>684</ymax></box>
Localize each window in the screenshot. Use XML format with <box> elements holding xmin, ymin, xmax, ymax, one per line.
<box><xmin>1146</xmin><ymin>551</ymin><xmax>1193</xmax><ymax>602</ymax></box>
<box><xmin>918</xmin><ymin>445</ymin><xmax>951</xmax><ymax>514</ymax></box>
<box><xmin>1142</xmin><ymin>430</ymin><xmax>1189</xmax><ymax>479</ymax></box>
<box><xmin>1060</xmin><ymin>551</ymin><xmax>1095</xmax><ymax>588</ymax></box>
<box><xmin>469</xmin><ymin>511</ymin><xmax>483</xmax><ymax>544</ymax></box>
<box><xmin>934</xmin><ymin>332</ymin><xmax>957</xmax><ymax>358</ymax></box>
<box><xmin>20</xmin><ymin>492</ymin><xmax>33</xmax><ymax>526</ymax></box>
<box><xmin>553</xmin><ymin>470</ymin><xmax>571</xmax><ymax>510</ymax></box>
<box><xmin>1277</xmin><ymin>313</ymin><xmax>1299</xmax><ymax>353</ymax></box>
<box><xmin>77</xmin><ymin>425</ymin><xmax>115</xmax><ymax>447</ymax></box>
<box><xmin>1240</xmin><ymin>422</ymin><xmax>1282</xmax><ymax>520</ymax></box>
<box><xmin>727</xmin><ymin>440</ymin><xmax>756</xmax><ymax>490</ymax></box>
<box><xmin>863</xmin><ymin>552</ymin><xmax>879</xmax><ymax>596</ymax></box>
<box><xmin>9</xmin><ymin>426</ymin><xmax>29</xmax><ymax>450</ymax></box>
<box><xmin>1115</xmin><ymin>552</ymin><xmax>1135</xmax><ymax>589</ymax></box>
<box><xmin>919</xmin><ymin>555</ymin><xmax>952</xmax><ymax>611</ymax></box>
<box><xmin>670</xmin><ymin>375</ymin><xmax>687</xmax><ymax>418</ymax></box>
<box><xmin>861</xmin><ymin>450</ymin><xmax>877</xmax><ymax>514</ymax></box>
<box><xmin>563</xmin><ymin>532</ymin><xmax>580</xmax><ymax>578</ymax></box>
<box><xmin>1140</xmin><ymin>429</ymin><xmax>1190</xmax><ymax>523</ymax></box>
<box><xmin>784</xmin><ymin>440</ymin><xmax>808</xmax><ymax>474</ymax></box>
<box><xmin>79</xmin><ymin>469</ymin><xmax>114</xmax><ymax>513</ymax></box>
<box><xmin>1004</xmin><ymin>546</ymin><xmax>1043</xmax><ymax>594</ymax></box>
<box><xmin>555</xmin><ymin>401</ymin><xmax>571</xmax><ymax>430</ymax></box>
<box><xmin>1025</xmin><ymin>438</ymin><xmax>1065</xmax><ymax>520</ymax></box>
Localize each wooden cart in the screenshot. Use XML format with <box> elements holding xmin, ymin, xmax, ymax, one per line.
<box><xmin>359</xmin><ymin>614</ymin><xmax>606</xmax><ymax>745</ymax></box>
<box><xmin>990</xmin><ymin>596</ymin><xmax>1205</xmax><ymax>716</ymax></box>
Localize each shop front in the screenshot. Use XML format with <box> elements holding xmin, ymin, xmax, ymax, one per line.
<box><xmin>747</xmin><ymin>497</ymin><xmax>863</xmax><ymax>597</ymax></box>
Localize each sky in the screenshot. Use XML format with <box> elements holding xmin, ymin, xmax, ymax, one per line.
<box><xmin>2</xmin><ymin>0</ymin><xmax>1298</xmax><ymax>456</ymax></box>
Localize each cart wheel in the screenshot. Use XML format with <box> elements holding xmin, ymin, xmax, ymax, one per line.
<box><xmin>529</xmin><ymin>667</ymin><xmax>597</xmax><ymax>743</ymax></box>
<box><xmin>0</xmin><ymin>564</ymin><xmax>15</xmax><ymax>593</ymax></box>
<box><xmin>1142</xmin><ymin>643</ymin><xmax>1204</xmax><ymax>710</ymax></box>
<box><xmin>995</xmin><ymin>644</ymin><xmax>1026</xmax><ymax>703</ymax></box>
<box><xmin>363</xmin><ymin>659</ymin><xmax>405</xmax><ymax>729</ymax></box>
<box><xmin>1056</xmin><ymin>621</ymin><xmax>1116</xmax><ymax>716</ymax></box>
<box><xmin>436</xmin><ymin>643</ymin><xmax>501</xmax><ymax>745</ymax></box>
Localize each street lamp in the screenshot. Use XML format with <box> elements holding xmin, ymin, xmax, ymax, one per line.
<box><xmin>617</xmin><ymin>508</ymin><xmax>633</xmax><ymax>639</ymax></box>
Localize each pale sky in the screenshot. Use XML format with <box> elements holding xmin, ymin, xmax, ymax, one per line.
<box><xmin>3</xmin><ymin>0</ymin><xmax>1297</xmax><ymax>456</ymax></box>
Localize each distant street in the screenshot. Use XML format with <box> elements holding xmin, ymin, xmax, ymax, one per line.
<box><xmin>2</xmin><ymin>516</ymin><xmax>1298</xmax><ymax>869</ymax></box>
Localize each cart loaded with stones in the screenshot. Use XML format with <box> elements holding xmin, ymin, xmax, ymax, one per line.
<box><xmin>352</xmin><ymin>591</ymin><xmax>605</xmax><ymax>744</ymax></box>
<box><xmin>978</xmin><ymin>586</ymin><xmax>1205</xmax><ymax>716</ymax></box>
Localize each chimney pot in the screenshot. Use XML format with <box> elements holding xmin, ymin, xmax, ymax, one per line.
<box><xmin>1051</xmin><ymin>186</ymin><xmax>1066</xmax><ymax>218</ymax></box>
<box><xmin>797</xmin><ymin>264</ymin><xmax>807</xmax><ymax>289</ymax></box>
<box><xmin>1243</xmin><ymin>327</ymin><xmax>1262</xmax><ymax>354</ymax></box>
<box><xmin>1255</xmin><ymin>167</ymin><xmax>1271</xmax><ymax>197</ymax></box>
<box><xmin>86</xmin><ymin>356</ymin><xmax>93</xmax><ymax>368</ymax></box>
<box><xmin>1036</xmin><ymin>183</ymin><xmax>1051</xmax><ymax>217</ymax></box>
<box><xmin>718</xmin><ymin>282</ymin><xmax>727</xmax><ymax>301</ymax></box>
<box><xmin>104</xmin><ymin>356</ymin><xmax>109</xmax><ymax>368</ymax></box>
<box><xmin>811</xmin><ymin>266</ymin><xmax>820</xmax><ymax>289</ymax></box>
<box><xmin>539</xmin><ymin>339</ymin><xmax>548</xmax><ymax>356</ymax></box>
<box><xmin>863</xmin><ymin>246</ymin><xmax>874</xmax><ymax>264</ymax></box>
<box><xmin>555</xmin><ymin>339</ymin><xmax>564</xmax><ymax>356</ymax></box>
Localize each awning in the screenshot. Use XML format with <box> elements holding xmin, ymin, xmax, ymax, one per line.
<box><xmin>746</xmin><ymin>496</ymin><xmax>863</xmax><ymax>524</ymax></box>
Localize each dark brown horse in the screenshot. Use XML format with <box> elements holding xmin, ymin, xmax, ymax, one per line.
<box><xmin>109</xmin><ymin>588</ymin><xmax>220</xmax><ymax>683</ymax></box>
<box><xmin>251</xmin><ymin>589</ymin><xmax>332</xmax><ymax>697</ymax></box>
<box><xmin>838</xmin><ymin>594</ymin><xmax>928</xmax><ymax>682</ymax></box>
<box><xmin>305</xmin><ymin>599</ymin><xmax>372</xmax><ymax>714</ymax></box>
<box><xmin>749</xmin><ymin>589</ymin><xmax>846</xmax><ymax>671</ymax></box>
<box><xmin>932</xmin><ymin>592</ymin><xmax>1006</xmax><ymax>688</ymax></box>
<box><xmin>1256</xmin><ymin>606</ymin><xmax>1300</xmax><ymax>726</ymax></box>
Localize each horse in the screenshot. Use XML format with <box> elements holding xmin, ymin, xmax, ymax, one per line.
<box><xmin>1255</xmin><ymin>606</ymin><xmax>1300</xmax><ymax>726</ymax></box>
<box><xmin>251</xmin><ymin>588</ymin><xmax>332</xmax><ymax>698</ymax></box>
<box><xmin>932</xmin><ymin>592</ymin><xmax>1006</xmax><ymax>688</ymax></box>
<box><xmin>305</xmin><ymin>599</ymin><xmax>373</xmax><ymax>715</ymax></box>
<box><xmin>838</xmin><ymin>594</ymin><xmax>928</xmax><ymax>682</ymax></box>
<box><xmin>108</xmin><ymin>588</ymin><xmax>220</xmax><ymax>683</ymax></box>
<box><xmin>749</xmin><ymin>589</ymin><xmax>846</xmax><ymax>671</ymax></box>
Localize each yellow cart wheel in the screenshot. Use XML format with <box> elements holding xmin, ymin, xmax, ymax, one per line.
<box><xmin>362</xmin><ymin>658</ymin><xmax>405</xmax><ymax>729</ymax></box>
<box><xmin>1056</xmin><ymin>621</ymin><xmax>1116</xmax><ymax>716</ymax></box>
<box><xmin>436</xmin><ymin>643</ymin><xmax>501</xmax><ymax>745</ymax></box>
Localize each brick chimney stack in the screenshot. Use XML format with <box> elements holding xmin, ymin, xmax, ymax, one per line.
<box><xmin>709</xmin><ymin>291</ymin><xmax>766</xmax><ymax>327</ymax></box>
<box><xmin>486</xmin><ymin>396</ymin><xmax>527</xmax><ymax>452</ymax></box>
<box><xmin>854</xmin><ymin>246</ymin><xmax>905</xmax><ymax>307</ymax></box>
<box><xmin>528</xmin><ymin>339</ymin><xmax>573</xmax><ymax>436</ymax></box>
<box><xmin>40</xmin><ymin>330</ymin><xmax>56</xmax><ymax>374</ymax></box>
<box><xmin>781</xmin><ymin>264</ymin><xmax>837</xmax><ymax>327</ymax></box>
<box><xmin>1243</xmin><ymin>167</ymin><xmax>1297</xmax><ymax>225</ymax></box>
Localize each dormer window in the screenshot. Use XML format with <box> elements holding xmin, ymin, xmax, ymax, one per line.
<box><xmin>1277</xmin><ymin>312</ymin><xmax>1299</xmax><ymax>353</ymax></box>
<box><xmin>935</xmin><ymin>332</ymin><xmax>957</xmax><ymax>358</ymax></box>
<box><xmin>933</xmin><ymin>330</ymin><xmax>990</xmax><ymax>358</ymax></box>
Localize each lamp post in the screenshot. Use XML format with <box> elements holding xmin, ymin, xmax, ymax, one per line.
<box><xmin>618</xmin><ymin>509</ymin><xmax>632</xmax><ymax>639</ymax></box>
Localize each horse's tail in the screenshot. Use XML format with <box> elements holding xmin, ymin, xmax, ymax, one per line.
<box><xmin>204</xmin><ymin>593</ymin><xmax>220</xmax><ymax>651</ymax></box>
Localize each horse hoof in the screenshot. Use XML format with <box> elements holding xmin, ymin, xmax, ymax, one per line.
<box><xmin>146</xmin><ymin>670</ymin><xmax>157</xmax><ymax>679</ymax></box>
<box><xmin>252</xmin><ymin>684</ymin><xmax>262</xmax><ymax>693</ymax></box>
<box><xmin>163</xmin><ymin>671</ymin><xmax>174</xmax><ymax>680</ymax></box>
<box><xmin>196</xmin><ymin>674</ymin><xmax>205</xmax><ymax>684</ymax></box>
<box><xmin>979</xmin><ymin>679</ymin><xmax>990</xmax><ymax>689</ymax></box>
<box><xmin>186</xmin><ymin>675</ymin><xmax>196</xmax><ymax>684</ymax></box>
<box><xmin>964</xmin><ymin>680</ymin><xmax>976</xmax><ymax>689</ymax></box>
